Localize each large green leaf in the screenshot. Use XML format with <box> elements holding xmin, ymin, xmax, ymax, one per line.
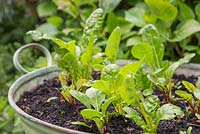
<box><xmin>125</xmin><ymin>3</ymin><xmax>146</xmax><ymax>27</ymax></box>
<box><xmin>178</xmin><ymin>2</ymin><xmax>195</xmax><ymax>20</ymax></box>
<box><xmin>105</xmin><ymin>27</ymin><xmax>121</xmax><ymax>63</ymax></box>
<box><xmin>70</xmin><ymin>90</ymin><xmax>91</xmax><ymax>109</ymax></box>
<box><xmin>145</xmin><ymin>0</ymin><xmax>177</xmax><ymax>23</ymax></box>
<box><xmin>157</xmin><ymin>104</ymin><xmax>183</xmax><ymax>120</ymax></box>
<box><xmin>123</xmin><ymin>107</ymin><xmax>147</xmax><ymax>131</ymax></box>
<box><xmin>131</xmin><ymin>43</ymin><xmax>154</xmax><ymax>69</ymax></box>
<box><xmin>171</xmin><ymin>20</ymin><xmax>200</xmax><ymax>42</ymax></box>
<box><xmin>99</xmin><ymin>0</ymin><xmax>121</xmax><ymax>13</ymax></box>
<box><xmin>140</xmin><ymin>24</ymin><xmax>164</xmax><ymax>69</ymax></box>
<box><xmin>86</xmin><ymin>88</ymin><xmax>105</xmax><ymax>112</ymax></box>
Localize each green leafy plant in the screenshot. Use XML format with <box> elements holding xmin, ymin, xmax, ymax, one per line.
<box><xmin>125</xmin><ymin>0</ymin><xmax>200</xmax><ymax>60</ymax></box>
<box><xmin>93</xmin><ymin>60</ymin><xmax>142</xmax><ymax>114</ymax></box>
<box><xmin>70</xmin><ymin>88</ymin><xmax>116</xmax><ymax>134</ymax></box>
<box><xmin>131</xmin><ymin>24</ymin><xmax>195</xmax><ymax>103</ymax></box>
<box><xmin>120</xmin><ymin>75</ymin><xmax>183</xmax><ymax>134</ymax></box>
<box><xmin>176</xmin><ymin>79</ymin><xmax>200</xmax><ymax>120</ymax></box>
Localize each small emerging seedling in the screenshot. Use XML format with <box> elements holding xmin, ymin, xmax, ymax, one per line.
<box><xmin>176</xmin><ymin>78</ymin><xmax>200</xmax><ymax>121</ymax></box>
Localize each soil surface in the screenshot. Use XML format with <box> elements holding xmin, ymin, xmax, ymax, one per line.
<box><xmin>17</xmin><ymin>75</ymin><xmax>200</xmax><ymax>134</ymax></box>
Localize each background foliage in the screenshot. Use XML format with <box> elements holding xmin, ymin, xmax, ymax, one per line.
<box><xmin>1</xmin><ymin>0</ymin><xmax>200</xmax><ymax>133</ymax></box>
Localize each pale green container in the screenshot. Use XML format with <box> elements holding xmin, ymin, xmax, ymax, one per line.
<box><xmin>8</xmin><ymin>44</ymin><xmax>200</xmax><ymax>134</ymax></box>
<box><xmin>8</xmin><ymin>65</ymin><xmax>90</xmax><ymax>134</ymax></box>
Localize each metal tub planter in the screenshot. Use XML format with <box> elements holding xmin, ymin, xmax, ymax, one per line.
<box><xmin>8</xmin><ymin>44</ymin><xmax>200</xmax><ymax>134</ymax></box>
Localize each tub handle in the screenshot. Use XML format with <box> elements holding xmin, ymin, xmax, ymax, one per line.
<box><xmin>13</xmin><ymin>43</ymin><xmax>52</xmax><ymax>73</ymax></box>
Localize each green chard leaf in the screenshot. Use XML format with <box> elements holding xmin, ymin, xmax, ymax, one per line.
<box><xmin>80</xmin><ymin>109</ymin><xmax>104</xmax><ymax>133</ymax></box>
<box><xmin>119</xmin><ymin>61</ymin><xmax>142</xmax><ymax>77</ymax></box>
<box><xmin>27</xmin><ymin>30</ymin><xmax>76</xmax><ymax>55</ymax></box>
<box><xmin>142</xmin><ymin>95</ymin><xmax>160</xmax><ymax>113</ymax></box>
<box><xmin>132</xmin><ymin>24</ymin><xmax>164</xmax><ymax>71</ymax></box>
<box><xmin>165</xmin><ymin>53</ymin><xmax>195</xmax><ymax>82</ymax></box>
<box><xmin>101</xmin><ymin>64</ymin><xmax>120</xmax><ymax>81</ymax></box>
<box><xmin>81</xmin><ymin>35</ymin><xmax>94</xmax><ymax>66</ymax></box>
<box><xmin>178</xmin><ymin>2</ymin><xmax>195</xmax><ymax>20</ymax></box>
<box><xmin>99</xmin><ymin>0</ymin><xmax>121</xmax><ymax>13</ymax></box>
<box><xmin>105</xmin><ymin>27</ymin><xmax>121</xmax><ymax>63</ymax></box>
<box><xmin>93</xmin><ymin>80</ymin><xmax>111</xmax><ymax>96</ymax></box>
<box><xmin>157</xmin><ymin>104</ymin><xmax>183</xmax><ymax>120</ymax></box>
<box><xmin>101</xmin><ymin>96</ymin><xmax>116</xmax><ymax>114</ymax></box>
<box><xmin>86</xmin><ymin>88</ymin><xmax>105</xmax><ymax>112</ymax></box>
<box><xmin>81</xmin><ymin>8</ymin><xmax>104</xmax><ymax>47</ymax></box>
<box><xmin>80</xmin><ymin>34</ymin><xmax>94</xmax><ymax>79</ymax></box>
<box><xmin>170</xmin><ymin>20</ymin><xmax>200</xmax><ymax>42</ymax></box>
<box><xmin>175</xmin><ymin>90</ymin><xmax>193</xmax><ymax>104</ymax></box>
<box><xmin>70</xmin><ymin>90</ymin><xmax>91</xmax><ymax>109</ymax></box>
<box><xmin>145</xmin><ymin>0</ymin><xmax>177</xmax><ymax>23</ymax></box>
<box><xmin>125</xmin><ymin>3</ymin><xmax>146</xmax><ymax>27</ymax></box>
<box><xmin>123</xmin><ymin>107</ymin><xmax>147</xmax><ymax>131</ymax></box>
<box><xmin>182</xmin><ymin>81</ymin><xmax>197</xmax><ymax>93</ymax></box>
<box><xmin>131</xmin><ymin>42</ymin><xmax>154</xmax><ymax>69</ymax></box>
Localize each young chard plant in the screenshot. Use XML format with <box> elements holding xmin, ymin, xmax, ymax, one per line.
<box><xmin>92</xmin><ymin>60</ymin><xmax>142</xmax><ymax>114</ymax></box>
<box><xmin>70</xmin><ymin>88</ymin><xmax>116</xmax><ymax>134</ymax></box>
<box><xmin>27</xmin><ymin>9</ymin><xmax>106</xmax><ymax>105</ymax></box>
<box><xmin>176</xmin><ymin>78</ymin><xmax>200</xmax><ymax>121</ymax></box>
<box><xmin>131</xmin><ymin>24</ymin><xmax>195</xmax><ymax>103</ymax></box>
<box><xmin>120</xmin><ymin>74</ymin><xmax>183</xmax><ymax>134</ymax></box>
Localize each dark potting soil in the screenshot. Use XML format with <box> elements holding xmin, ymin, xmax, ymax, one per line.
<box><xmin>17</xmin><ymin>75</ymin><xmax>200</xmax><ymax>134</ymax></box>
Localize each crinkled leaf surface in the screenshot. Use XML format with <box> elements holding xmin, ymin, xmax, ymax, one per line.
<box><xmin>157</xmin><ymin>104</ymin><xmax>183</xmax><ymax>120</ymax></box>
<box><xmin>86</xmin><ymin>88</ymin><xmax>105</xmax><ymax>111</ymax></box>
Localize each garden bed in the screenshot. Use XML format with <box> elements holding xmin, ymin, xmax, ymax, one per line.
<box><xmin>16</xmin><ymin>75</ymin><xmax>200</xmax><ymax>134</ymax></box>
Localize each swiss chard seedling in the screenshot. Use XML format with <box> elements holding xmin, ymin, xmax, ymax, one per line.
<box><xmin>70</xmin><ymin>88</ymin><xmax>116</xmax><ymax>134</ymax></box>
<box><xmin>92</xmin><ymin>61</ymin><xmax>142</xmax><ymax>114</ymax></box>
<box><xmin>131</xmin><ymin>24</ymin><xmax>195</xmax><ymax>103</ymax></box>
<box><xmin>176</xmin><ymin>78</ymin><xmax>200</xmax><ymax>121</ymax></box>
<box><xmin>120</xmin><ymin>74</ymin><xmax>183</xmax><ymax>134</ymax></box>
